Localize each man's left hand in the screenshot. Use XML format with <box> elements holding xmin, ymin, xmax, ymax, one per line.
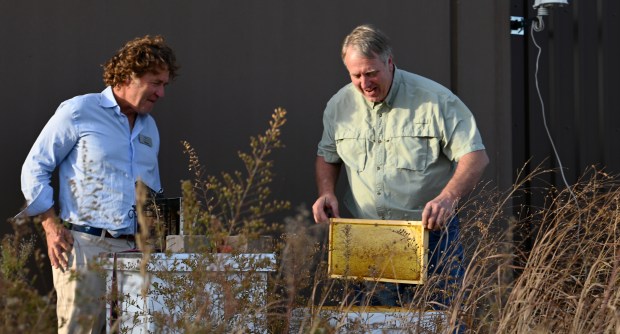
<box><xmin>422</xmin><ymin>196</ymin><xmax>457</xmax><ymax>230</ymax></box>
<box><xmin>422</xmin><ymin>150</ymin><xmax>489</xmax><ymax>230</ymax></box>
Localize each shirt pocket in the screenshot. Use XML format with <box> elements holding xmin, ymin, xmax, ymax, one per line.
<box><xmin>134</xmin><ymin>138</ymin><xmax>159</xmax><ymax>189</ymax></box>
<box><xmin>391</xmin><ymin>124</ymin><xmax>439</xmax><ymax>171</ymax></box>
<box><xmin>335</xmin><ymin>128</ymin><xmax>367</xmax><ymax>172</ymax></box>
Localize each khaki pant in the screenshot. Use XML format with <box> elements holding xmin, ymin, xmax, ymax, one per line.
<box><xmin>52</xmin><ymin>230</ymin><xmax>135</xmax><ymax>334</ymax></box>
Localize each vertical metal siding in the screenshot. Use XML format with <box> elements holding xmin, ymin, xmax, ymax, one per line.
<box><xmin>511</xmin><ymin>0</ymin><xmax>620</xmax><ymax>252</ymax></box>
<box><xmin>517</xmin><ymin>0</ymin><xmax>620</xmax><ymax>191</ymax></box>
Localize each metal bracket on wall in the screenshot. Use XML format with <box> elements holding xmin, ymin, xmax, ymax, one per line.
<box><xmin>511</xmin><ymin>16</ymin><xmax>526</xmax><ymax>35</ymax></box>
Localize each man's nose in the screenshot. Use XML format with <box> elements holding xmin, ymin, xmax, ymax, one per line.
<box><xmin>156</xmin><ymin>86</ymin><xmax>165</xmax><ymax>98</ymax></box>
<box><xmin>360</xmin><ymin>76</ymin><xmax>371</xmax><ymax>89</ymax></box>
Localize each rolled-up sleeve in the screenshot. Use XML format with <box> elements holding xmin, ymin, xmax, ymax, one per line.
<box><xmin>317</xmin><ymin>101</ymin><xmax>343</xmax><ymax>164</ymax></box>
<box><xmin>20</xmin><ymin>102</ymin><xmax>78</xmax><ymax>216</ymax></box>
<box><xmin>440</xmin><ymin>95</ymin><xmax>485</xmax><ymax>162</ymax></box>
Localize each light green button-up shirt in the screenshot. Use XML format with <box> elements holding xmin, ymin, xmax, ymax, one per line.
<box><xmin>317</xmin><ymin>68</ymin><xmax>485</xmax><ymax>220</ymax></box>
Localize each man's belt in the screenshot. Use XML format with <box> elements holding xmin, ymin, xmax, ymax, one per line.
<box><xmin>69</xmin><ymin>224</ymin><xmax>135</xmax><ymax>241</ymax></box>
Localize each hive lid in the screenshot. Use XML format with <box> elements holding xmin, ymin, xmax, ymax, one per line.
<box><xmin>328</xmin><ymin>218</ymin><xmax>429</xmax><ymax>284</ymax></box>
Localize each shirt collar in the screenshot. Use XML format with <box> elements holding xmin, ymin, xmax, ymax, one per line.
<box><xmin>100</xmin><ymin>86</ymin><xmax>120</xmax><ymax>110</ymax></box>
<box><xmin>101</xmin><ymin>86</ymin><xmax>142</xmax><ymax>119</ymax></box>
<box><xmin>384</xmin><ymin>66</ymin><xmax>402</xmax><ymax>108</ymax></box>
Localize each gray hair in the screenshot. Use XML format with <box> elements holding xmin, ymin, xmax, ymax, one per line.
<box><xmin>341</xmin><ymin>24</ymin><xmax>393</xmax><ymax>63</ymax></box>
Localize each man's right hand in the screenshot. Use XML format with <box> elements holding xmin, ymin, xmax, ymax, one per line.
<box><xmin>40</xmin><ymin>209</ymin><xmax>74</xmax><ymax>270</ymax></box>
<box><xmin>312</xmin><ymin>193</ymin><xmax>340</xmax><ymax>224</ymax></box>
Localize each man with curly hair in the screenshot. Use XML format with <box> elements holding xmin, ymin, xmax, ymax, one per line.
<box><xmin>19</xmin><ymin>35</ymin><xmax>178</xmax><ymax>333</ymax></box>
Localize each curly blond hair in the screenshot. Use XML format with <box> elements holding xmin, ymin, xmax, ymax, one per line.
<box><xmin>102</xmin><ymin>35</ymin><xmax>179</xmax><ymax>87</ymax></box>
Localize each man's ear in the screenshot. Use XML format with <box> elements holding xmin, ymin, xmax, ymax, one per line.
<box><xmin>124</xmin><ymin>72</ymin><xmax>139</xmax><ymax>85</ymax></box>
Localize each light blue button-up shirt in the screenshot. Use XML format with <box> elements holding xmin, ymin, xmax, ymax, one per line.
<box><xmin>20</xmin><ymin>87</ymin><xmax>161</xmax><ymax>234</ymax></box>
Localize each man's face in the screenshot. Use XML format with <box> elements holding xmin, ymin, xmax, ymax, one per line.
<box><xmin>122</xmin><ymin>70</ymin><xmax>170</xmax><ymax>114</ymax></box>
<box><xmin>343</xmin><ymin>46</ymin><xmax>393</xmax><ymax>103</ymax></box>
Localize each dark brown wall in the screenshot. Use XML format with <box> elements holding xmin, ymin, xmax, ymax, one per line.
<box><xmin>508</xmin><ymin>0</ymin><xmax>620</xmax><ymax>251</ymax></box>
<box><xmin>511</xmin><ymin>0</ymin><xmax>620</xmax><ymax>205</ymax></box>
<box><xmin>1</xmin><ymin>1</ymin><xmax>510</xmax><ymax>237</ymax></box>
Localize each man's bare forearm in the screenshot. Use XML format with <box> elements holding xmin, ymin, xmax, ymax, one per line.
<box><xmin>439</xmin><ymin>149</ymin><xmax>489</xmax><ymax>201</ymax></box>
<box><xmin>315</xmin><ymin>156</ymin><xmax>341</xmax><ymax>196</ymax></box>
<box><xmin>312</xmin><ymin>156</ymin><xmax>342</xmax><ymax>223</ymax></box>
<box><xmin>423</xmin><ymin>149</ymin><xmax>489</xmax><ymax>230</ymax></box>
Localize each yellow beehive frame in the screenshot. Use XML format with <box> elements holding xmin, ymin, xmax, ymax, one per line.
<box><xmin>328</xmin><ymin>218</ymin><xmax>429</xmax><ymax>284</ymax></box>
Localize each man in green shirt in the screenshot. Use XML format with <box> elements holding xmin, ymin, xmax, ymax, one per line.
<box><xmin>312</xmin><ymin>24</ymin><xmax>489</xmax><ymax>306</ymax></box>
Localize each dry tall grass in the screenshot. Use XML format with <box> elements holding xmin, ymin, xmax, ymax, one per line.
<box><xmin>3</xmin><ymin>105</ymin><xmax>620</xmax><ymax>333</ymax></box>
<box><xmin>0</xmin><ymin>216</ymin><xmax>56</xmax><ymax>333</ymax></box>
<box><xmin>494</xmin><ymin>168</ymin><xmax>620</xmax><ymax>333</ymax></box>
<box><xmin>282</xmin><ymin>166</ymin><xmax>620</xmax><ymax>333</ymax></box>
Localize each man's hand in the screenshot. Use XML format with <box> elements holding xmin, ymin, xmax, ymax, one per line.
<box><xmin>312</xmin><ymin>193</ymin><xmax>340</xmax><ymax>224</ymax></box>
<box><xmin>41</xmin><ymin>209</ymin><xmax>74</xmax><ymax>270</ymax></box>
<box><xmin>422</xmin><ymin>195</ymin><xmax>457</xmax><ymax>231</ymax></box>
<box><xmin>423</xmin><ymin>150</ymin><xmax>489</xmax><ymax>230</ymax></box>
<box><xmin>314</xmin><ymin>157</ymin><xmax>342</xmax><ymax>224</ymax></box>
